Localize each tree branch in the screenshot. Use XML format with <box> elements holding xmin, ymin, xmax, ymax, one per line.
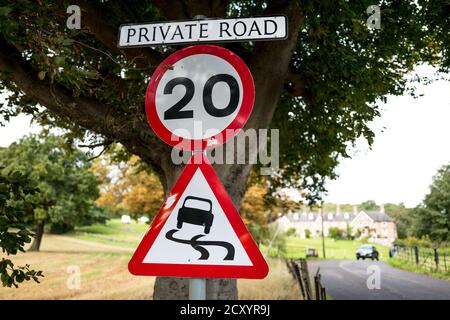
<box><xmin>217</xmin><ymin>0</ymin><xmax>305</xmax><ymax>205</ymax></box>
<box><xmin>151</xmin><ymin>0</ymin><xmax>229</xmax><ymax>20</ymax></box>
<box><xmin>59</xmin><ymin>0</ymin><xmax>165</xmax><ymax>72</ymax></box>
<box><xmin>0</xmin><ymin>37</ymin><xmax>169</xmax><ymax>177</ymax></box>
<box><xmin>286</xmin><ymin>72</ymin><xmax>306</xmax><ymax>97</ymax></box>
<box><xmin>78</xmin><ymin>139</ymin><xmax>113</xmax><ymax>149</ymax></box>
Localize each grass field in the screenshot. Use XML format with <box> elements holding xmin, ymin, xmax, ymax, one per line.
<box><xmin>387</xmin><ymin>258</ymin><xmax>450</xmax><ymax>281</ymax></box>
<box><xmin>265</xmin><ymin>236</ymin><xmax>390</xmax><ymax>260</ymax></box>
<box><xmin>0</xmin><ymin>219</ymin><xmax>299</xmax><ymax>300</ymax></box>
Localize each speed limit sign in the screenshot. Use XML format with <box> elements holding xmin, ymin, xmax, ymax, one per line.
<box><xmin>145</xmin><ymin>45</ymin><xmax>254</xmax><ymax>150</ymax></box>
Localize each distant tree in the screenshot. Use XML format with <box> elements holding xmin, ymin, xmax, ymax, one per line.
<box><xmin>345</xmin><ymin>223</ymin><xmax>353</xmax><ymax>240</ymax></box>
<box><xmin>122</xmin><ymin>159</ymin><xmax>164</xmax><ymax>220</ymax></box>
<box><xmin>0</xmin><ymin>134</ymin><xmax>102</xmax><ymax>251</ymax></box>
<box><xmin>240</xmin><ymin>184</ymin><xmax>269</xmax><ymax>243</ymax></box>
<box><xmin>322</xmin><ymin>203</ymin><xmax>336</xmax><ymax>213</ymax></box>
<box><xmin>328</xmin><ymin>227</ymin><xmax>344</xmax><ymax>240</ymax></box>
<box><xmin>360</xmin><ymin>200</ymin><xmax>378</xmax><ymax>211</ymax></box>
<box><xmin>412</xmin><ymin>164</ymin><xmax>450</xmax><ymax>242</ymax></box>
<box><xmin>0</xmin><ymin>169</ymin><xmax>43</xmax><ymax>287</ymax></box>
<box><xmin>91</xmin><ymin>156</ymin><xmax>125</xmax><ymax>215</ymax></box>
<box><xmin>265</xmin><ymin>193</ymin><xmax>301</xmax><ymax>222</ymax></box>
<box><xmin>94</xmin><ymin>154</ymin><xmax>164</xmax><ymax>220</ymax></box>
<box><xmin>304</xmin><ymin>229</ymin><xmax>312</xmax><ymax>239</ymax></box>
<box><xmin>286</xmin><ymin>227</ymin><xmax>297</xmax><ymax>237</ymax></box>
<box><xmin>384</xmin><ymin>203</ymin><xmax>414</xmax><ymax>239</ymax></box>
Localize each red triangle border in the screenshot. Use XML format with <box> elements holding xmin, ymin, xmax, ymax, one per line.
<box><xmin>128</xmin><ymin>154</ymin><xmax>269</xmax><ymax>279</ymax></box>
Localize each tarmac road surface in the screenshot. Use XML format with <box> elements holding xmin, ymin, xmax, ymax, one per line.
<box><xmin>307</xmin><ymin>260</ymin><xmax>450</xmax><ymax>300</ymax></box>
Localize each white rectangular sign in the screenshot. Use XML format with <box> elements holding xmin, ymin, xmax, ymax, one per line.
<box><xmin>118</xmin><ymin>16</ymin><xmax>287</xmax><ymax>47</ymax></box>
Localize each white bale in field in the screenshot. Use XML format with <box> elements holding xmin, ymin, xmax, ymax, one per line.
<box><xmin>138</xmin><ymin>216</ymin><xmax>149</xmax><ymax>223</ymax></box>
<box><xmin>121</xmin><ymin>215</ymin><xmax>131</xmax><ymax>224</ymax></box>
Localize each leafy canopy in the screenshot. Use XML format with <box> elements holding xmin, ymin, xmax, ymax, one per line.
<box><xmin>0</xmin><ymin>0</ymin><xmax>448</xmax><ymax>201</ymax></box>
<box><xmin>93</xmin><ymin>153</ymin><xmax>164</xmax><ymax>220</ymax></box>
<box><xmin>0</xmin><ymin>169</ymin><xmax>43</xmax><ymax>287</ymax></box>
<box><xmin>412</xmin><ymin>164</ymin><xmax>450</xmax><ymax>242</ymax></box>
<box><xmin>0</xmin><ymin>134</ymin><xmax>102</xmax><ymax>231</ymax></box>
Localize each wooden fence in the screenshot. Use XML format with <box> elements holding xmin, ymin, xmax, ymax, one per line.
<box><xmin>286</xmin><ymin>258</ymin><xmax>327</xmax><ymax>300</ymax></box>
<box><xmin>395</xmin><ymin>246</ymin><xmax>449</xmax><ymax>273</ymax></box>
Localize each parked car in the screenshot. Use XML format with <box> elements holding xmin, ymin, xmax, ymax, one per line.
<box><xmin>121</xmin><ymin>215</ymin><xmax>131</xmax><ymax>224</ymax></box>
<box><xmin>356</xmin><ymin>245</ymin><xmax>379</xmax><ymax>260</ymax></box>
<box><xmin>177</xmin><ymin>196</ymin><xmax>213</xmax><ymax>234</ymax></box>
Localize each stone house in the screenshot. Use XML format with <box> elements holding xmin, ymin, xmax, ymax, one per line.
<box><xmin>276</xmin><ymin>205</ymin><xmax>397</xmax><ymax>245</ymax></box>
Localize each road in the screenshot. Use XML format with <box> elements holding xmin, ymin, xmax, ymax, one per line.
<box><xmin>307</xmin><ymin>260</ymin><xmax>450</xmax><ymax>300</ymax></box>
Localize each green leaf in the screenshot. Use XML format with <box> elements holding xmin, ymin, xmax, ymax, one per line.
<box><xmin>38</xmin><ymin>71</ymin><xmax>46</xmax><ymax>80</ymax></box>
<box><xmin>53</xmin><ymin>56</ymin><xmax>65</xmax><ymax>65</ymax></box>
<box><xmin>0</xmin><ymin>6</ymin><xmax>12</xmax><ymax>16</ymax></box>
<box><xmin>63</xmin><ymin>38</ymin><xmax>74</xmax><ymax>46</ymax></box>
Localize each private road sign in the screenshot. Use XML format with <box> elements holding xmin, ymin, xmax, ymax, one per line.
<box><xmin>118</xmin><ymin>15</ymin><xmax>287</xmax><ymax>47</ymax></box>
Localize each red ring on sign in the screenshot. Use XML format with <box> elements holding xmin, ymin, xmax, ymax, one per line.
<box><xmin>145</xmin><ymin>45</ymin><xmax>254</xmax><ymax>151</ymax></box>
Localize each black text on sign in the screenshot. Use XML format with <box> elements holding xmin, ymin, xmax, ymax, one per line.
<box><xmin>118</xmin><ymin>16</ymin><xmax>287</xmax><ymax>47</ymax></box>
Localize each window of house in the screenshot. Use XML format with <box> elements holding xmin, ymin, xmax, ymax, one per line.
<box><xmin>327</xmin><ymin>213</ymin><xmax>333</xmax><ymax>220</ymax></box>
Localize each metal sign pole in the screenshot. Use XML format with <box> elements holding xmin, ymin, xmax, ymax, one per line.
<box><xmin>188</xmin><ymin>146</ymin><xmax>207</xmax><ymax>300</ymax></box>
<box><xmin>189</xmin><ymin>278</ymin><xmax>206</xmax><ymax>300</ymax></box>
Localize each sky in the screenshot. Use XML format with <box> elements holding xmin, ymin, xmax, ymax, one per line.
<box><xmin>1</xmin><ymin>66</ymin><xmax>449</xmax><ymax>208</ymax></box>
<box><xmin>323</xmin><ymin>66</ymin><xmax>450</xmax><ymax>208</ymax></box>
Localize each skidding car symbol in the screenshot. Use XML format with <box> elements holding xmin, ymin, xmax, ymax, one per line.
<box><xmin>177</xmin><ymin>196</ymin><xmax>213</xmax><ymax>234</ymax></box>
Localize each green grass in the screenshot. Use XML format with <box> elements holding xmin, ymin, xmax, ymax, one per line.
<box><xmin>263</xmin><ymin>236</ymin><xmax>389</xmax><ymax>260</ymax></box>
<box><xmin>68</xmin><ymin>219</ymin><xmax>149</xmax><ymax>248</ymax></box>
<box><xmin>387</xmin><ymin>257</ymin><xmax>450</xmax><ymax>281</ymax></box>
<box><xmin>75</xmin><ymin>220</ymin><xmax>391</xmax><ymax>262</ymax></box>
<box><xmin>0</xmin><ymin>218</ymin><xmax>300</xmax><ymax>300</ymax></box>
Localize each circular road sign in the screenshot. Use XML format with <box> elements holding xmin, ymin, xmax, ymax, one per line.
<box><xmin>145</xmin><ymin>45</ymin><xmax>254</xmax><ymax>150</ymax></box>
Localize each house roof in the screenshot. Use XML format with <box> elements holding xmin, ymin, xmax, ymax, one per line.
<box><xmin>364</xmin><ymin>211</ymin><xmax>394</xmax><ymax>222</ymax></box>
<box><xmin>323</xmin><ymin>212</ymin><xmax>356</xmax><ymax>221</ymax></box>
<box><xmin>285</xmin><ymin>212</ymin><xmax>316</xmax><ymax>222</ymax></box>
<box><xmin>284</xmin><ymin>212</ymin><xmax>356</xmax><ymax>222</ymax></box>
<box><xmin>281</xmin><ymin>210</ymin><xmax>394</xmax><ymax>223</ymax></box>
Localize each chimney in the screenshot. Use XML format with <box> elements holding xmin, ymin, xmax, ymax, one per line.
<box><xmin>353</xmin><ymin>205</ymin><xmax>358</xmax><ymax>215</ymax></box>
<box><xmin>336</xmin><ymin>204</ymin><xmax>340</xmax><ymax>215</ymax></box>
<box><xmin>380</xmin><ymin>203</ymin><xmax>385</xmax><ymax>213</ymax></box>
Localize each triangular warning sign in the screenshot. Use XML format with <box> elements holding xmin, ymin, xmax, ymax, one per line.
<box><xmin>128</xmin><ymin>154</ymin><xmax>268</xmax><ymax>279</ymax></box>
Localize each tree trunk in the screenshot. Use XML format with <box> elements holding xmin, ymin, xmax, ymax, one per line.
<box><xmin>29</xmin><ymin>220</ymin><xmax>45</xmax><ymax>252</ymax></box>
<box><xmin>152</xmin><ymin>1</ymin><xmax>304</xmax><ymax>300</ymax></box>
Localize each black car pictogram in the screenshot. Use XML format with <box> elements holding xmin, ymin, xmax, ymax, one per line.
<box><xmin>177</xmin><ymin>196</ymin><xmax>214</xmax><ymax>234</ymax></box>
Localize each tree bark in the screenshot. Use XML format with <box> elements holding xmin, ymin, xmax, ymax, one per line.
<box><xmin>29</xmin><ymin>221</ymin><xmax>45</xmax><ymax>252</ymax></box>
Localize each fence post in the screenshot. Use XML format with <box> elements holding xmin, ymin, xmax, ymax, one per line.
<box><xmin>414</xmin><ymin>246</ymin><xmax>419</xmax><ymax>266</ymax></box>
<box><xmin>321</xmin><ymin>287</ymin><xmax>327</xmax><ymax>300</ymax></box>
<box><xmin>291</xmin><ymin>260</ymin><xmax>306</xmax><ymax>300</ymax></box>
<box><xmin>301</xmin><ymin>259</ymin><xmax>312</xmax><ymax>300</ymax></box>
<box><xmin>434</xmin><ymin>248</ymin><xmax>439</xmax><ymax>271</ymax></box>
<box><xmin>444</xmin><ymin>253</ymin><xmax>447</xmax><ymax>272</ymax></box>
<box><xmin>314</xmin><ymin>268</ymin><xmax>321</xmax><ymax>300</ymax></box>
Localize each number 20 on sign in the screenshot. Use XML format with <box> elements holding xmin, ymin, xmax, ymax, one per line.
<box><xmin>145</xmin><ymin>45</ymin><xmax>255</xmax><ymax>150</ymax></box>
